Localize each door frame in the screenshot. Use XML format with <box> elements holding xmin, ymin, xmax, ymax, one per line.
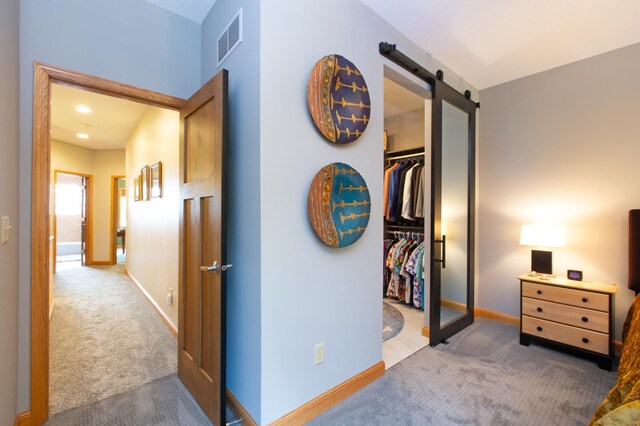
<box><xmin>378</xmin><ymin>42</ymin><xmax>479</xmax><ymax>346</ymax></box>
<box><xmin>428</xmin><ymin>80</ymin><xmax>477</xmax><ymax>345</ymax></box>
<box><xmin>110</xmin><ymin>175</ymin><xmax>126</xmax><ymax>265</ymax></box>
<box><xmin>30</xmin><ymin>62</ymin><xmax>184</xmax><ymax>425</ymax></box>
<box><xmin>53</xmin><ymin>170</ymin><xmax>94</xmax><ymax>267</ymax></box>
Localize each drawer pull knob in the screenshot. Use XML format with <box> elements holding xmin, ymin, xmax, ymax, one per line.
<box><xmin>582</xmin><ymin>337</ymin><xmax>589</xmax><ymax>344</ymax></box>
<box><xmin>537</xmin><ymin>290</ymin><xmax>542</xmax><ymax>295</ymax></box>
<box><xmin>536</xmin><ymin>307</ymin><xmax>543</xmax><ymax>312</ymax></box>
<box><xmin>537</xmin><ymin>326</ymin><xmax>543</xmax><ymax>332</ymax></box>
<box><xmin>582</xmin><ymin>316</ymin><xmax>589</xmax><ymax>322</ymax></box>
<box><xmin>582</xmin><ymin>297</ymin><xmax>588</xmax><ymax>303</ymax></box>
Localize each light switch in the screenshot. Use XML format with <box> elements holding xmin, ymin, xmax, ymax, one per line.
<box><xmin>2</xmin><ymin>216</ymin><xmax>11</xmax><ymax>244</ymax></box>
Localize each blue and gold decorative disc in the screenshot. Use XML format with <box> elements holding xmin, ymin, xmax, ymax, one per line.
<box><xmin>307</xmin><ymin>55</ymin><xmax>370</xmax><ymax>144</ymax></box>
<box><xmin>308</xmin><ymin>162</ymin><xmax>371</xmax><ymax>248</ymax></box>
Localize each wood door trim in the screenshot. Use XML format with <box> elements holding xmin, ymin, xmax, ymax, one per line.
<box><xmin>125</xmin><ymin>269</ymin><xmax>178</xmax><ymax>337</ymax></box>
<box><xmin>53</xmin><ymin>170</ymin><xmax>93</xmax><ymax>266</ymax></box>
<box><xmin>422</xmin><ymin>326</ymin><xmax>430</xmax><ymax>338</ymax></box>
<box><xmin>269</xmin><ymin>361</ymin><xmax>385</xmax><ymax>426</ymax></box>
<box><xmin>14</xmin><ymin>411</ymin><xmax>31</xmax><ymax>426</ymax></box>
<box><xmin>226</xmin><ymin>389</ymin><xmax>258</xmax><ymax>426</ymax></box>
<box><xmin>31</xmin><ymin>62</ymin><xmax>184</xmax><ymax>424</ymax></box>
<box><xmin>36</xmin><ymin>62</ymin><xmax>184</xmax><ymax>110</ymax></box>
<box><xmin>110</xmin><ymin>175</ymin><xmax>125</xmax><ymax>265</ymax></box>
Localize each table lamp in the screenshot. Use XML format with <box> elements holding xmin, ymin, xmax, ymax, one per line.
<box><xmin>520</xmin><ymin>224</ymin><xmax>566</xmax><ymax>278</ymax></box>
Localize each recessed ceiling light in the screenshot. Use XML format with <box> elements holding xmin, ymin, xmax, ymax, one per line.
<box><xmin>75</xmin><ymin>105</ymin><xmax>92</xmax><ymax>114</ymax></box>
<box><xmin>76</xmin><ymin>133</ymin><xmax>89</xmax><ymax>139</ymax></box>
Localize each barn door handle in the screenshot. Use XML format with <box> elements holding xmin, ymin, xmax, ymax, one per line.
<box><xmin>200</xmin><ymin>261</ymin><xmax>233</xmax><ymax>272</ymax></box>
<box><xmin>434</xmin><ymin>235</ymin><xmax>446</xmax><ymax>269</ymax></box>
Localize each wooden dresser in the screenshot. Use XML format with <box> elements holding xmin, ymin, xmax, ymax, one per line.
<box><xmin>518</xmin><ymin>274</ymin><xmax>618</xmax><ymax>370</ymax></box>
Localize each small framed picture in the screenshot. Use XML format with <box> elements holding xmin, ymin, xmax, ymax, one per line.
<box><xmin>567</xmin><ymin>270</ymin><xmax>583</xmax><ymax>281</ymax></box>
<box><xmin>151</xmin><ymin>162</ymin><xmax>162</xmax><ymax>198</ymax></box>
<box><xmin>133</xmin><ymin>176</ymin><xmax>141</xmax><ymax>201</ymax></box>
<box><xmin>141</xmin><ymin>165</ymin><xmax>150</xmax><ymax>201</ymax></box>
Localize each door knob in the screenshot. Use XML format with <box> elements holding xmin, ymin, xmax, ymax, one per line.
<box><xmin>200</xmin><ymin>261</ymin><xmax>233</xmax><ymax>272</ymax></box>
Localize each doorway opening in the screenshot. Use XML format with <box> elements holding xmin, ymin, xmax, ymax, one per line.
<box><xmin>54</xmin><ymin>171</ymin><xmax>91</xmax><ymax>271</ymax></box>
<box><xmin>382</xmin><ymin>68</ymin><xmax>432</xmax><ymax>369</ymax></box>
<box><xmin>47</xmin><ymin>80</ymin><xmax>181</xmax><ymax>416</ymax></box>
<box><xmin>111</xmin><ymin>176</ymin><xmax>126</xmax><ymax>264</ymax></box>
<box><xmin>30</xmin><ymin>63</ymin><xmax>185</xmax><ymax>424</ymax></box>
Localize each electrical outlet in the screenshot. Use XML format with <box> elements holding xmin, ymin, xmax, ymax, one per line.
<box><xmin>314</xmin><ymin>343</ymin><xmax>325</xmax><ymax>365</ymax></box>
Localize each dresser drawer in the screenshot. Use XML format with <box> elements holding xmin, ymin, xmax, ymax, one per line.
<box><xmin>522</xmin><ymin>281</ymin><xmax>609</xmax><ymax>312</ymax></box>
<box><xmin>522</xmin><ymin>297</ymin><xmax>609</xmax><ymax>333</ymax></box>
<box><xmin>522</xmin><ymin>315</ymin><xmax>609</xmax><ymax>355</ymax></box>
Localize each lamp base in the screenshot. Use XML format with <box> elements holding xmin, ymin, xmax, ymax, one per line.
<box><xmin>531</xmin><ymin>250</ymin><xmax>553</xmax><ymax>276</ymax></box>
<box><xmin>527</xmin><ymin>271</ymin><xmax>556</xmax><ymax>280</ymax></box>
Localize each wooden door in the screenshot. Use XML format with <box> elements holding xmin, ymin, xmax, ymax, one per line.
<box><xmin>178</xmin><ymin>70</ymin><xmax>228</xmax><ymax>426</ymax></box>
<box><xmin>80</xmin><ymin>176</ymin><xmax>88</xmax><ymax>266</ymax></box>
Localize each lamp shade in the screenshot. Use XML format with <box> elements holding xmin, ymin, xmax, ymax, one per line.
<box><xmin>520</xmin><ymin>224</ymin><xmax>566</xmax><ymax>248</ymax></box>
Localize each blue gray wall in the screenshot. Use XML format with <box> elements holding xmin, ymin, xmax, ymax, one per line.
<box><xmin>18</xmin><ymin>0</ymin><xmax>201</xmax><ymax>411</ymax></box>
<box><xmin>478</xmin><ymin>42</ymin><xmax>640</xmax><ymax>339</ymax></box>
<box><xmin>0</xmin><ymin>0</ymin><xmax>20</xmax><ymax>423</ymax></box>
<box><xmin>259</xmin><ymin>0</ymin><xmax>477</xmax><ymax>422</ymax></box>
<box><xmin>201</xmin><ymin>0</ymin><xmax>262</xmax><ymax>421</ymax></box>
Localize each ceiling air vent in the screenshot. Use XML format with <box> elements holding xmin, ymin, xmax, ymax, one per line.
<box><xmin>217</xmin><ymin>9</ymin><xmax>242</xmax><ymax>66</ymax></box>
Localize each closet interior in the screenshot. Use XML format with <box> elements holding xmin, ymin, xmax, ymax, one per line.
<box><xmin>382</xmin><ymin>75</ymin><xmax>431</xmax><ymax>369</ymax></box>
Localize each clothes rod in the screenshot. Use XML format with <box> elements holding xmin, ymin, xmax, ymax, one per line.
<box><xmin>385</xmin><ymin>224</ymin><xmax>424</xmax><ymax>230</ymax></box>
<box><xmin>387</xmin><ymin>152</ymin><xmax>425</xmax><ymax>161</ymax></box>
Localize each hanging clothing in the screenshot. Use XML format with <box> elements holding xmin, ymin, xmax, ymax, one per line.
<box><xmin>383</xmin><ymin>238</ymin><xmax>395</xmax><ymax>295</ymax></box>
<box><xmin>384</xmin><ymin>156</ymin><xmax>425</xmax><ymax>223</ymax></box>
<box><xmin>414</xmin><ymin>166</ymin><xmax>425</xmax><ymax>218</ymax></box>
<box><xmin>410</xmin><ymin>164</ymin><xmax>424</xmax><ymax>218</ymax></box>
<box><xmin>401</xmin><ymin>163</ymin><xmax>421</xmax><ymax>220</ymax></box>
<box><xmin>405</xmin><ymin>242</ymin><xmax>425</xmax><ymax>309</ymax></box>
<box><xmin>393</xmin><ymin>164</ymin><xmax>413</xmax><ymax>221</ymax></box>
<box><xmin>384</xmin><ymin>233</ymin><xmax>426</xmax><ymax>309</ymax></box>
<box><xmin>387</xmin><ymin>162</ymin><xmax>412</xmax><ymax>221</ymax></box>
<box><xmin>383</xmin><ymin>163</ymin><xmax>399</xmax><ymax>216</ymax></box>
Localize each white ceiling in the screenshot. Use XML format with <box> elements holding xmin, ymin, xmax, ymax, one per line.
<box><xmin>145</xmin><ymin>0</ymin><xmax>216</xmax><ymax>23</ymax></box>
<box><xmin>51</xmin><ymin>84</ymin><xmax>150</xmax><ymax>150</ymax></box>
<box><xmin>362</xmin><ymin>0</ymin><xmax>640</xmax><ymax>89</ymax></box>
<box><xmin>138</xmin><ymin>1</ymin><xmax>640</xmax><ymax>89</ymax></box>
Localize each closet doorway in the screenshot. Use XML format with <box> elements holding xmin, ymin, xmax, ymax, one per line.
<box><xmin>382</xmin><ymin>69</ymin><xmax>432</xmax><ymax>368</ymax></box>
<box><xmin>110</xmin><ymin>176</ymin><xmax>126</xmax><ymax>264</ymax></box>
<box><xmin>380</xmin><ymin>42</ymin><xmax>478</xmax><ymax>348</ymax></box>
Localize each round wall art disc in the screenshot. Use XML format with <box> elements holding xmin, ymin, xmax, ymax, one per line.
<box><xmin>308</xmin><ymin>162</ymin><xmax>371</xmax><ymax>248</ymax></box>
<box><xmin>307</xmin><ymin>54</ymin><xmax>370</xmax><ymax>144</ymax></box>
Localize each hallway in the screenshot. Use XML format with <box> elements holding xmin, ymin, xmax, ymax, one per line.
<box><xmin>49</xmin><ymin>263</ymin><xmax>177</xmax><ymax>415</ymax></box>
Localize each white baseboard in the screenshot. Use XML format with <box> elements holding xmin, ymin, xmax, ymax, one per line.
<box><xmin>125</xmin><ymin>270</ymin><xmax>178</xmax><ymax>337</ymax></box>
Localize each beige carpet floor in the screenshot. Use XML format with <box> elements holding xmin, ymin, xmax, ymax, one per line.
<box><xmin>50</xmin><ymin>263</ymin><xmax>177</xmax><ymax>415</ymax></box>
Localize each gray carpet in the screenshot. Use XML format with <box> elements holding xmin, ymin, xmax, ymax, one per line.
<box><xmin>383</xmin><ymin>302</ymin><xmax>405</xmax><ymax>342</ymax></box>
<box><xmin>310</xmin><ymin>318</ymin><xmax>617</xmax><ymax>426</ymax></box>
<box><xmin>50</xmin><ymin>263</ymin><xmax>177</xmax><ymax>414</ymax></box>
<box><xmin>45</xmin><ymin>374</ymin><xmax>237</xmax><ymax>426</ymax></box>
